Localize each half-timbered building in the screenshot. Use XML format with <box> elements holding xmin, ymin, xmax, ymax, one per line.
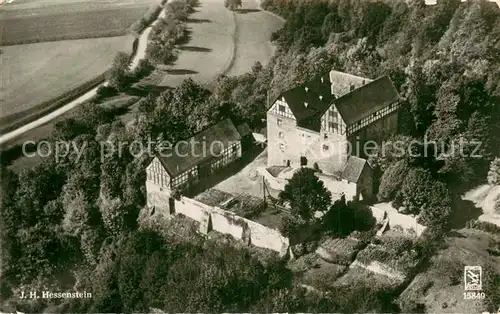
<box><xmin>267</xmin><ymin>70</ymin><xmax>400</xmax><ymax>177</ymax></box>
<box><xmin>146</xmin><ymin>118</ymin><xmax>244</xmax><ymax>194</ymax></box>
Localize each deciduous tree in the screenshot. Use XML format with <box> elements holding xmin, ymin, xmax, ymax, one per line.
<box><xmin>279</xmin><ymin>168</ymin><xmax>332</xmax><ymax>221</ymax></box>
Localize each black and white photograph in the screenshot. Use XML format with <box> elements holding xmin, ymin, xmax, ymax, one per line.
<box><xmin>0</xmin><ymin>0</ymin><xmax>499</xmax><ymax>313</ymax></box>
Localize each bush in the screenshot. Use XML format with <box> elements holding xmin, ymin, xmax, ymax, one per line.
<box><xmin>96</xmin><ymin>85</ymin><xmax>118</xmax><ymax>99</ymax></box>
<box><xmin>130</xmin><ymin>5</ymin><xmax>162</xmax><ymax>35</ymax></box>
<box><xmin>377</xmin><ymin>159</ymin><xmax>410</xmax><ymax>201</ymax></box>
<box><xmin>465</xmin><ymin>219</ymin><xmax>500</xmax><ymax>234</ymax></box>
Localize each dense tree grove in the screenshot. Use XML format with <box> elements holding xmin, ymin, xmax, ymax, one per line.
<box><xmin>1</xmin><ymin>0</ymin><xmax>499</xmax><ymax>312</ymax></box>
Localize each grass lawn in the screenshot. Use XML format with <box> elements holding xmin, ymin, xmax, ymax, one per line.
<box><xmin>224</xmin><ymin>0</ymin><xmax>284</xmax><ymax>76</ymax></box>
<box><xmin>151</xmin><ymin>0</ymin><xmax>283</xmax><ymax>88</ymax></box>
<box><xmin>156</xmin><ymin>0</ymin><xmax>235</xmax><ymax>87</ymax></box>
<box><xmin>0</xmin><ymin>0</ymin><xmax>159</xmax><ymax>45</ymax></box>
<box><xmin>0</xmin><ymin>36</ymin><xmax>135</xmax><ymax>120</ymax></box>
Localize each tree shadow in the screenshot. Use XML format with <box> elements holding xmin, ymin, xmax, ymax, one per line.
<box><xmin>179</xmin><ymin>46</ymin><xmax>212</xmax><ymax>52</ymax></box>
<box><xmin>186</xmin><ymin>18</ymin><xmax>211</xmax><ymax>23</ymax></box>
<box><xmin>166</xmin><ymin>69</ymin><xmax>198</xmax><ymax>75</ymax></box>
<box><xmin>235</xmin><ymin>8</ymin><xmax>261</xmax><ymax>14</ymax></box>
<box><xmin>176</xmin><ymin>29</ymin><xmax>192</xmax><ymax>45</ymax></box>
<box><xmin>447</xmin><ymin>196</ymin><xmax>483</xmax><ymax>230</ymax></box>
<box><xmin>126</xmin><ymin>85</ymin><xmax>170</xmax><ymax>96</ymax></box>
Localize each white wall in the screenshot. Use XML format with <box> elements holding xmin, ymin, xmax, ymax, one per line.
<box><xmin>369</xmin><ymin>204</ymin><xmax>427</xmax><ymax>237</ymax></box>
<box><xmin>211</xmin><ymin>209</ymin><xmax>244</xmax><ymax>241</ymax></box>
<box><xmin>146</xmin><ymin>181</ymin><xmax>171</xmax><ymax>217</ymax></box>
<box><xmin>149</xmin><ymin>192</ymin><xmax>291</xmax><ymax>255</ymax></box>
<box><xmin>243</xmin><ymin>218</ymin><xmax>289</xmax><ymax>255</ymax></box>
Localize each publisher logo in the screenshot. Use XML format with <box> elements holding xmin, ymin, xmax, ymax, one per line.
<box><xmin>464</xmin><ymin>266</ymin><xmax>482</xmax><ymax>291</ymax></box>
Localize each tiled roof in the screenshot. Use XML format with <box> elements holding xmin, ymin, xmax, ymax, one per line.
<box><xmin>342</xmin><ymin>156</ymin><xmax>369</xmax><ymax>183</ymax></box>
<box><xmin>278</xmin><ymin>73</ymin><xmax>334</xmax><ymax>132</ymax></box>
<box><xmin>334</xmin><ymin>75</ymin><xmax>399</xmax><ymax>125</ymax></box>
<box><xmin>236</xmin><ymin>122</ymin><xmax>252</xmax><ymax>137</ymax></box>
<box><xmin>329</xmin><ymin>70</ymin><xmax>373</xmax><ymax>97</ymax></box>
<box><xmin>157</xmin><ymin>118</ymin><xmax>241</xmax><ymax>177</ymax></box>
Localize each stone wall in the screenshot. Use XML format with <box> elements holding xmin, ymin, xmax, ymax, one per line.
<box><xmin>146</xmin><ymin>181</ymin><xmax>289</xmax><ymax>255</ymax></box>
<box><xmin>174</xmin><ymin>197</ymin><xmax>212</xmax><ymax>233</ymax></box>
<box><xmin>146</xmin><ymin>181</ymin><xmax>171</xmax><ymax>216</ymax></box>
<box><xmin>210</xmin><ymin>208</ymin><xmax>245</xmax><ymax>241</ymax></box>
<box><xmin>242</xmin><ymin>218</ymin><xmax>289</xmax><ymax>255</ymax></box>
<box><xmin>351</xmin><ymin>260</ymin><xmax>406</xmax><ymax>281</ymax></box>
<box><xmin>368</xmin><ymin>204</ymin><xmax>426</xmax><ymax>237</ymax></box>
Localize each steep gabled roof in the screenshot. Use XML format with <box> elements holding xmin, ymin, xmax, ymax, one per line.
<box><xmin>275</xmin><ymin>73</ymin><xmax>334</xmax><ymax>132</ymax></box>
<box><xmin>236</xmin><ymin>122</ymin><xmax>252</xmax><ymax>138</ymax></box>
<box><xmin>334</xmin><ymin>76</ymin><xmax>399</xmax><ymax>125</ymax></box>
<box><xmin>329</xmin><ymin>70</ymin><xmax>373</xmax><ymax>97</ymax></box>
<box><xmin>342</xmin><ymin>156</ymin><xmax>370</xmax><ymax>183</ymax></box>
<box><xmin>157</xmin><ymin>119</ymin><xmax>241</xmax><ymax>177</ymax></box>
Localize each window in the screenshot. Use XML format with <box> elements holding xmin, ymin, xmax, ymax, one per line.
<box><xmin>323</xmin><ymin>145</ymin><xmax>329</xmax><ymax>151</ymax></box>
<box><xmin>277</xmin><ymin>119</ymin><xmax>282</xmax><ymax>126</ymax></box>
<box><xmin>279</xmin><ymin>144</ymin><xmax>285</xmax><ymax>151</ymax></box>
<box><xmin>232</xmin><ymin>145</ymin><xmax>237</xmax><ymax>152</ymax></box>
<box><xmin>300</xmin><ymin>156</ymin><xmax>307</xmax><ymax>166</ymax></box>
<box><xmin>329</xmin><ymin>122</ymin><xmax>339</xmax><ymax>132</ymax></box>
<box><xmin>324</xmin><ymin>133</ymin><xmax>328</xmax><ymax>139</ymax></box>
<box><xmin>279</xmin><ymin>104</ymin><xmax>286</xmax><ymax>112</ymax></box>
<box><xmin>279</xmin><ymin>132</ymin><xmax>284</xmax><ymax>139</ymax></box>
<box><xmin>331</xmin><ymin>111</ymin><xmax>338</xmax><ymax>119</ymax></box>
<box><xmin>373</xmin><ymin>112</ymin><xmax>378</xmax><ymax>117</ymax></box>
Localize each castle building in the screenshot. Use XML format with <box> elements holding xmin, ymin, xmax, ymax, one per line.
<box><xmin>266</xmin><ymin>70</ymin><xmax>400</xmax><ymax>177</ymax></box>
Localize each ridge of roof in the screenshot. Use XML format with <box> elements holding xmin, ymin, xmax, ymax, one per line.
<box><xmin>156</xmin><ymin>118</ymin><xmax>241</xmax><ymax>177</ymax></box>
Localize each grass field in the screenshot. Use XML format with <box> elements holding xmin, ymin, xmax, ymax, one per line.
<box><xmin>0</xmin><ymin>0</ymin><xmax>160</xmax><ymax>45</ymax></box>
<box><xmin>155</xmin><ymin>0</ymin><xmax>235</xmax><ymax>87</ymax></box>
<box><xmin>0</xmin><ymin>35</ymin><xmax>134</xmax><ymax>118</ymax></box>
<box><xmin>150</xmin><ymin>0</ymin><xmax>283</xmax><ymax>87</ymax></box>
<box><xmin>225</xmin><ymin>0</ymin><xmax>284</xmax><ymax>77</ymax></box>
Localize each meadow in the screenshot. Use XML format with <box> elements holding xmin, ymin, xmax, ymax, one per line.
<box><xmin>0</xmin><ymin>0</ymin><xmax>160</xmax><ymax>45</ymax></box>
<box><xmin>0</xmin><ymin>36</ymin><xmax>135</xmax><ymax>119</ymax></box>
<box><xmin>153</xmin><ymin>0</ymin><xmax>283</xmax><ymax>87</ymax></box>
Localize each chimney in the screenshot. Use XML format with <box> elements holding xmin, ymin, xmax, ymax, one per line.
<box><xmin>304</xmin><ymin>102</ymin><xmax>308</xmax><ymax>108</ymax></box>
<box><xmin>305</xmin><ymin>87</ymin><xmax>309</xmax><ymax>92</ymax></box>
<box><xmin>319</xmin><ymin>95</ymin><xmax>323</xmax><ymax>101</ymax></box>
<box><xmin>321</xmin><ymin>77</ymin><xmax>324</xmax><ymax>83</ymax></box>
